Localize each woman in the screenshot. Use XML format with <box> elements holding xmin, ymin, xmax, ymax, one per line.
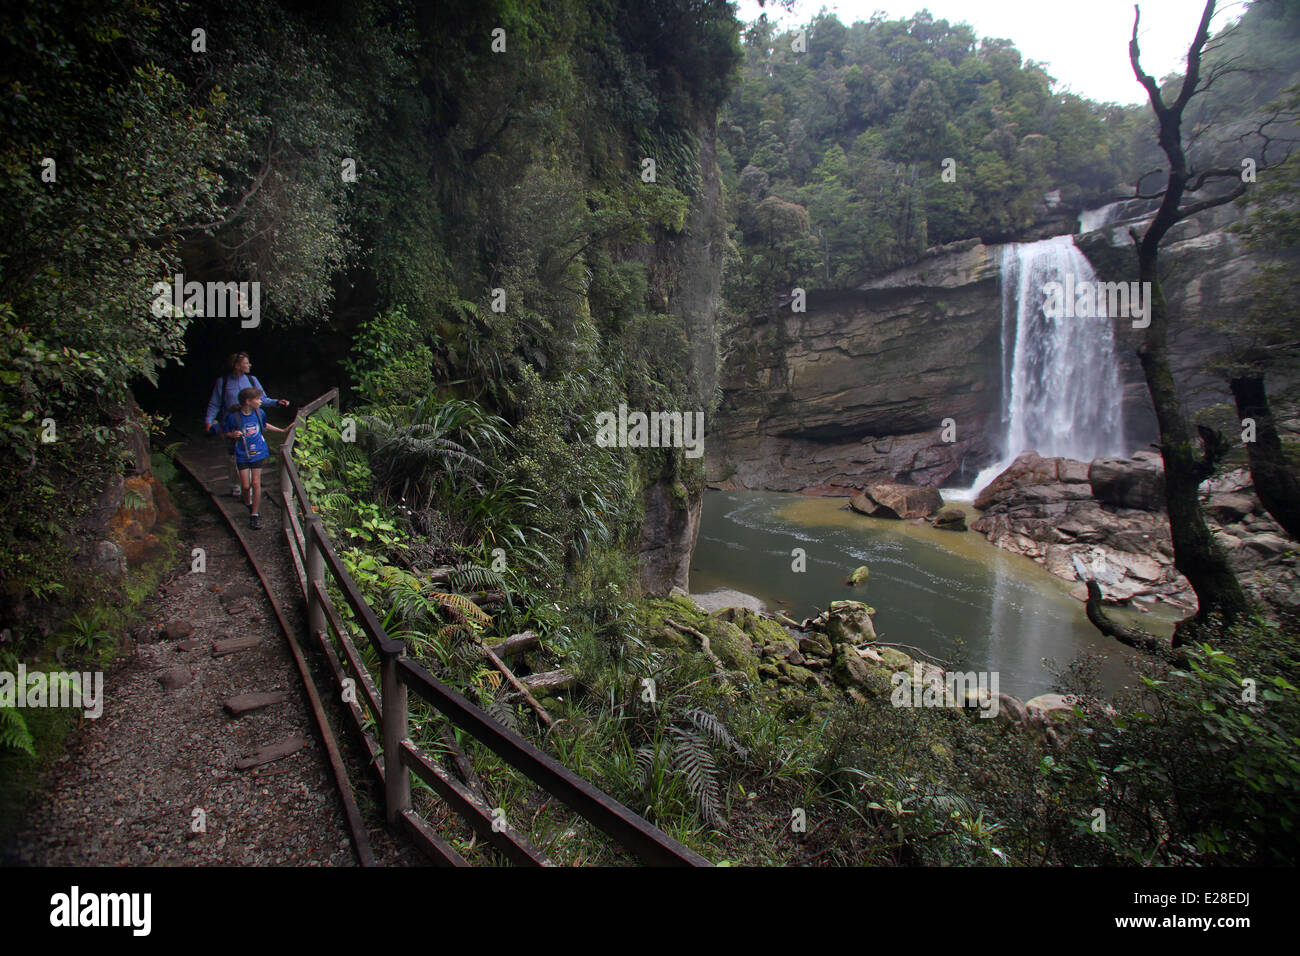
<box><xmin>204</xmin><ymin>353</ymin><xmax>290</xmax><ymax>497</ymax></box>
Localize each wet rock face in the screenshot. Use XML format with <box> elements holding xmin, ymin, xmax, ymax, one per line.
<box><xmin>637</xmin><ymin>478</ymin><xmax>703</xmax><ymax>596</ymax></box>
<box><xmin>1089</xmin><ymin>452</ymin><xmax>1165</xmax><ymax>511</ymax></box>
<box><xmin>709</xmin><ymin>201</ymin><xmax>1263</xmax><ymax>496</ymax></box>
<box><xmin>636</xmin><ymin>116</ymin><xmax>725</xmax><ymax>594</ymax></box>
<box><xmin>708</xmin><ymin>241</ymin><xmax>1005</xmax><ymax>493</ymax></box>
<box><xmin>971</xmin><ymin>458</ymin><xmax>1300</xmax><ymax>614</ymax></box>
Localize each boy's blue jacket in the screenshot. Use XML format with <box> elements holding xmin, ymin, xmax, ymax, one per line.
<box><xmin>223</xmin><ymin>407</ymin><xmax>270</xmax><ymax>464</ymax></box>
<box><xmin>204</xmin><ymin>374</ymin><xmax>279</xmax><ymax>430</ymax></box>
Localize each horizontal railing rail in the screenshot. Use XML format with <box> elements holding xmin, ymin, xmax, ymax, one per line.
<box><xmin>280</xmin><ymin>389</ymin><xmax>709</xmax><ymax>867</ymax></box>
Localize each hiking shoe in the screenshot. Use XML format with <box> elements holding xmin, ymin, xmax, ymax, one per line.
<box><xmin>250</xmin><ymin>514</ymin><xmax>262</xmax><ymax>530</ymax></box>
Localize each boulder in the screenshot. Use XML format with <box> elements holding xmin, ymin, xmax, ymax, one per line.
<box><xmin>1025</xmin><ymin>693</ymin><xmax>1077</xmax><ymax>720</ymax></box>
<box><xmin>1089</xmin><ymin>452</ymin><xmax>1165</xmax><ymax>511</ymax></box>
<box><xmin>877</xmin><ymin>646</ymin><xmax>914</xmax><ymax>670</ymax></box>
<box><xmin>933</xmin><ymin>507</ymin><xmax>967</xmax><ymax>531</ymax></box>
<box><xmin>846</xmin><ymin>565</ymin><xmax>870</xmax><ymax>586</ymax></box>
<box><xmin>1199</xmin><ymin>469</ymin><xmax>1252</xmax><ymax>496</ymax></box>
<box><xmin>806</xmin><ymin>600</ymin><xmax>877</xmax><ymax>644</ymax></box>
<box><xmin>89</xmin><ymin>540</ymin><xmax>126</xmax><ymax>578</ymax></box>
<box><xmin>831</xmin><ymin>644</ymin><xmax>887</xmax><ymax>694</ymax></box>
<box><xmin>797</xmin><ymin>633</ymin><xmax>833</xmax><ymax>658</ymax></box>
<box><xmin>762</xmin><ymin>639</ymin><xmax>805</xmax><ymax>666</ymax></box>
<box><xmin>704</xmin><ymin>620</ymin><xmax>759</xmax><ymax>682</ymax></box>
<box><xmin>974</xmin><ymin>453</ymin><xmax>1085</xmax><ymax>509</ymax></box>
<box><xmin>1206</xmin><ymin>493</ymin><xmax>1255</xmax><ymax>522</ymax></box>
<box><xmin>777</xmin><ymin>661</ymin><xmax>820</xmax><ymax>688</ymax></box>
<box><xmin>1242</xmin><ymin>533</ymin><xmax>1292</xmax><ymax>557</ymax></box>
<box><xmin>850</xmin><ymin>483</ymin><xmax>942</xmax><ymax>520</ymax></box>
<box><xmin>995</xmin><ymin>693</ymin><xmax>1028</xmax><ymax>725</ymax></box>
<box><xmin>1110</xmin><ymin>550</ymin><xmax>1163</xmax><ymax>583</ymax></box>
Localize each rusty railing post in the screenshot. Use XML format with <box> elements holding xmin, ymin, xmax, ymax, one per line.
<box><xmin>382</xmin><ymin>647</ymin><xmax>410</xmax><ymax>823</ymax></box>
<box><xmin>306</xmin><ymin>518</ymin><xmax>326</xmax><ymax>639</ymax></box>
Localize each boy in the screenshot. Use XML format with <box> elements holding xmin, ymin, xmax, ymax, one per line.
<box><xmin>222</xmin><ymin>387</ymin><xmax>286</xmax><ymax>529</ymax></box>
<box><xmin>204</xmin><ymin>353</ymin><xmax>290</xmax><ymax>498</ymax></box>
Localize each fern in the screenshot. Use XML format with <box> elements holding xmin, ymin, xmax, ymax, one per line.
<box><xmin>683</xmin><ymin>708</ymin><xmax>749</xmax><ymax>760</ymax></box>
<box><xmin>914</xmin><ymin>790</ymin><xmax>977</xmax><ymax>820</ymax></box>
<box><xmin>635</xmin><ymin>740</ymin><xmax>671</xmax><ymax>789</ymax></box>
<box><xmin>484</xmin><ymin>694</ymin><xmax>521</xmax><ymax>734</ymax></box>
<box><xmin>671</xmin><ymin>727</ymin><xmax>723</xmax><ymax>828</ymax></box>
<box><xmin>428</xmin><ymin>591</ymin><xmax>491</xmax><ymax>627</ymax></box>
<box><xmin>449</xmin><ymin>564</ymin><xmax>506</xmax><ymax>593</ymax></box>
<box><xmin>0</xmin><ymin>706</ymin><xmax>35</xmax><ymax>756</ymax></box>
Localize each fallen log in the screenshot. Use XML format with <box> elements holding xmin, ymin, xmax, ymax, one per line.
<box><xmin>485</xmin><ymin>630</ymin><xmax>540</xmax><ymax>658</ymax></box>
<box><xmin>519</xmin><ymin>669</ymin><xmax>577</xmax><ymax>695</ymax></box>
<box><xmin>475</xmin><ymin>637</ymin><xmax>556</xmax><ymax>730</ymax></box>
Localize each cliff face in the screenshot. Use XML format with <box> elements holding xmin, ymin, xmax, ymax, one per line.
<box><xmin>710</xmin><ymin>203</ymin><xmax>1261</xmax><ymax>494</ymax></box>
<box><xmin>709</xmin><ymin>239</ymin><xmax>1004</xmax><ymax>492</ymax></box>
<box><xmin>637</xmin><ymin>117</ymin><xmax>725</xmax><ymax>594</ymax></box>
<box><xmin>1078</xmin><ymin>201</ymin><xmax>1260</xmax><ymax>435</ymax></box>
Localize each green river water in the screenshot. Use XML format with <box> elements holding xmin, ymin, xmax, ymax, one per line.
<box><xmin>689</xmin><ymin>491</ymin><xmax>1176</xmax><ymax>699</ymax></box>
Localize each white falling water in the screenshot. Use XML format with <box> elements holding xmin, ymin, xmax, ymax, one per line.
<box><xmin>955</xmin><ymin>236</ymin><xmax>1127</xmax><ymax>498</ymax></box>
<box><xmin>1078</xmin><ymin>202</ymin><xmax>1123</xmax><ymax>234</ymax></box>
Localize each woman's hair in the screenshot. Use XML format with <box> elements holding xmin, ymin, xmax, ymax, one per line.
<box><xmin>224</xmin><ymin>352</ymin><xmax>250</xmax><ymax>375</ymax></box>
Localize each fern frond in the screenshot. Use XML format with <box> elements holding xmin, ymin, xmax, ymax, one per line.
<box><xmin>671</xmin><ymin>727</ymin><xmax>723</xmax><ymax>828</ymax></box>
<box><xmin>635</xmin><ymin>740</ymin><xmax>671</xmax><ymax>790</ymax></box>
<box><xmin>428</xmin><ymin>591</ymin><xmax>491</xmax><ymax>626</ymax></box>
<box><xmin>484</xmin><ymin>694</ymin><xmax>520</xmax><ymax>734</ymax></box>
<box><xmin>449</xmin><ymin>564</ymin><xmax>506</xmax><ymax>592</ymax></box>
<box><xmin>915</xmin><ymin>791</ymin><xmax>977</xmax><ymax>819</ymax></box>
<box><xmin>0</xmin><ymin>706</ymin><xmax>35</xmax><ymax>755</ymax></box>
<box><xmin>683</xmin><ymin>708</ymin><xmax>749</xmax><ymax>760</ymax></box>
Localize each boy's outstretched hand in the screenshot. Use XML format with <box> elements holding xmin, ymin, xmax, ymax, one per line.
<box><xmin>277</xmin><ymin>399</ymin><xmax>290</xmax><ymax>407</ymax></box>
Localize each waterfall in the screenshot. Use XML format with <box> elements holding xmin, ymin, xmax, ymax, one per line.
<box><xmin>1078</xmin><ymin>202</ymin><xmax>1122</xmax><ymax>233</ymax></box>
<box><xmin>953</xmin><ymin>236</ymin><xmax>1127</xmax><ymax>498</ymax></box>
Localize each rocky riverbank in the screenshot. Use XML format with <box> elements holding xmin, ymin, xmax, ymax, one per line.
<box><xmin>969</xmin><ymin>452</ymin><xmax>1300</xmax><ymax>616</ymax></box>
<box><xmin>646</xmin><ymin>595</ymin><xmax>1076</xmax><ymax>740</ymax></box>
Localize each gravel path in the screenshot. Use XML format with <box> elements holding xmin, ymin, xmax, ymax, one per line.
<box><xmin>5</xmin><ymin>433</ymin><xmax>421</xmax><ymax>867</ymax></box>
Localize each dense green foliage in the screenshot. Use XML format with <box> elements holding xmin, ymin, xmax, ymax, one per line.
<box><xmin>292</xmin><ymin>409</ymin><xmax>1300</xmax><ymax>865</ymax></box>
<box><xmin>716</xmin><ymin>10</ymin><xmax>1141</xmax><ymax>308</ymax></box>
<box><xmin>5</xmin><ymin>0</ymin><xmax>1300</xmax><ymax>870</ymax></box>
<box><xmin>0</xmin><ymin>0</ymin><xmax>738</xmax><ymax>623</ymax></box>
<box><xmin>0</xmin><ymin>0</ymin><xmax>391</xmax><ymax>616</ymax></box>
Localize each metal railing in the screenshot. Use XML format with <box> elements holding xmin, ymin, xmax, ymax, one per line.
<box><xmin>280</xmin><ymin>389</ymin><xmax>709</xmax><ymax>867</ymax></box>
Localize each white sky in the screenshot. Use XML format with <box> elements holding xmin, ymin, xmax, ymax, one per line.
<box><xmin>735</xmin><ymin>0</ymin><xmax>1246</xmax><ymax>105</ymax></box>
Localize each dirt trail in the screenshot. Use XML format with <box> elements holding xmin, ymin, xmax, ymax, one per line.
<box><xmin>4</xmin><ymin>434</ymin><xmax>418</xmax><ymax>866</ymax></box>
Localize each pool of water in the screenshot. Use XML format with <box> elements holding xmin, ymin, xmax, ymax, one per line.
<box><xmin>689</xmin><ymin>491</ymin><xmax>1167</xmax><ymax>699</ymax></box>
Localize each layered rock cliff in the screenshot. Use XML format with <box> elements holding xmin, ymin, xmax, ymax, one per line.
<box><xmin>709</xmin><ymin>201</ymin><xmax>1262</xmax><ymax>494</ymax></box>
<box><xmin>708</xmin><ymin>240</ymin><xmax>1004</xmax><ymax>493</ymax></box>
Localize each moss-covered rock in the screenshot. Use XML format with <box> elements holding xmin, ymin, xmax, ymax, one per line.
<box><xmin>778</xmin><ymin>661</ymin><xmax>820</xmax><ymax>688</ymax></box>
<box><xmin>712</xmin><ymin>606</ymin><xmax>791</xmax><ymax>650</ymax></box>
<box><xmin>846</xmin><ymin>565</ymin><xmax>870</xmax><ymax>586</ymax></box>
<box><xmin>704</xmin><ymin>619</ymin><xmax>759</xmax><ymax>683</ymax></box>
<box><xmin>647</xmin><ymin>626</ymin><xmax>690</xmax><ymax>650</ymax></box>
<box><xmin>819</xmin><ymin>600</ymin><xmax>877</xmax><ymax>644</ymax></box>
<box><xmin>798</xmin><ymin>632</ymin><xmax>833</xmax><ymax>658</ymax></box>
<box><xmin>761</xmin><ymin>639</ymin><xmax>804</xmax><ymax>665</ymax></box>
<box><xmin>832</xmin><ymin>643</ymin><xmax>890</xmax><ymax>695</ymax></box>
<box><xmin>878</xmin><ymin>646</ymin><xmax>914</xmax><ymax>670</ymax></box>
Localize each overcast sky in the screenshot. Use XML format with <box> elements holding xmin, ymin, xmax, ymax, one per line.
<box><xmin>735</xmin><ymin>0</ymin><xmax>1246</xmax><ymax>105</ymax></box>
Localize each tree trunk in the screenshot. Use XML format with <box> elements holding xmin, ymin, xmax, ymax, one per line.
<box><xmin>1231</xmin><ymin>375</ymin><xmax>1300</xmax><ymax>541</ymax></box>
<box><xmin>1136</xmin><ymin>262</ymin><xmax>1250</xmax><ymax>644</ymax></box>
